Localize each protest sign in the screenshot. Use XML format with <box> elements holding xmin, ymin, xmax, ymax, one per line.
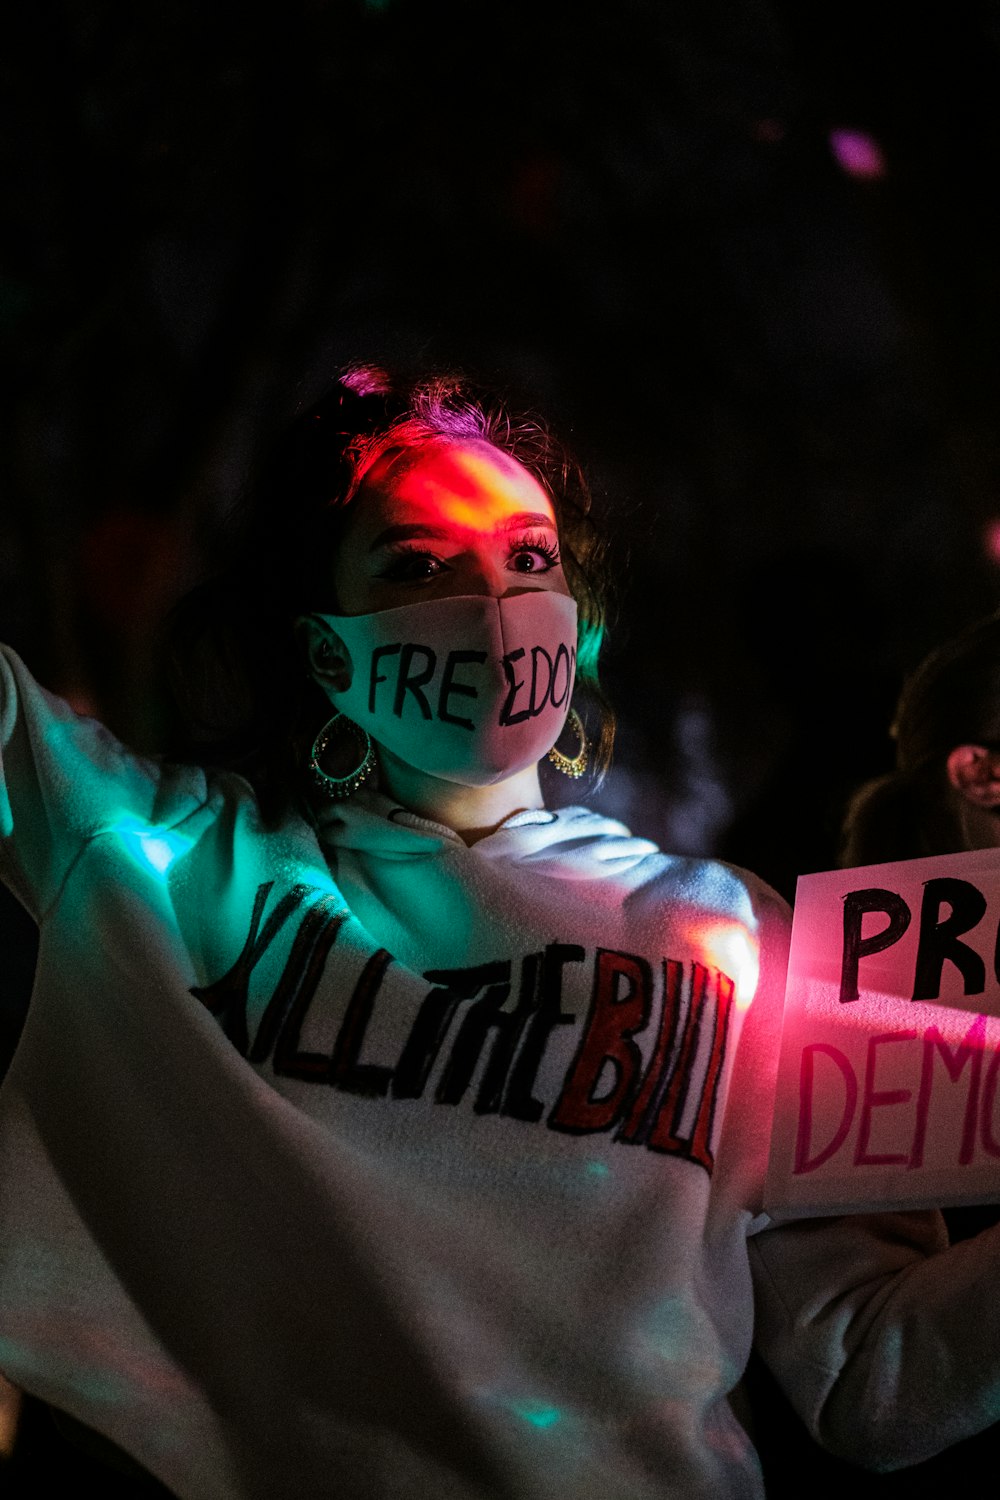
<box><xmin>764</xmin><ymin>845</ymin><xmax>1000</xmax><ymax>1218</ymax></box>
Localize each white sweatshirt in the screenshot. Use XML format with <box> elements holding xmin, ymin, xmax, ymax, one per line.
<box><xmin>0</xmin><ymin>644</ymin><xmax>998</xmax><ymax>1499</ymax></box>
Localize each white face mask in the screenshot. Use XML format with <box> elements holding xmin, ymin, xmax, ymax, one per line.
<box><xmin>319</xmin><ymin>592</ymin><xmax>578</xmax><ymax>786</ymax></box>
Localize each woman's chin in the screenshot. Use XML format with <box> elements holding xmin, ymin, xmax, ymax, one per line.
<box><xmin>377</xmin><ymin>746</ymin><xmax>542</xmax><ymax>795</ymax></box>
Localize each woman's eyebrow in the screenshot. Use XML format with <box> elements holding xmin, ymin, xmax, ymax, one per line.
<box><xmin>498</xmin><ymin>511</ymin><xmax>558</xmax><ymax>532</ymax></box>
<box><xmin>368</xmin><ymin>513</ymin><xmax>556</xmax><ymax>551</ymax></box>
<box><xmin>368</xmin><ymin>522</ymin><xmax>452</xmax><ymax>550</ymax></box>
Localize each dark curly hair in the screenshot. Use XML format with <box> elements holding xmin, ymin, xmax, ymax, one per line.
<box><xmin>162</xmin><ymin>361</ymin><xmax>615</xmax><ymax>823</ymax></box>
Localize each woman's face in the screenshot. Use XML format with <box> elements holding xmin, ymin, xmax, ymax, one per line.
<box><xmin>331</xmin><ymin>438</ymin><xmax>572</xmax><ymax>616</ymax></box>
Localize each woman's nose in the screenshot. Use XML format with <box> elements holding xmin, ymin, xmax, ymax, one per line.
<box><xmin>461</xmin><ymin>552</ymin><xmax>508</xmax><ymax>597</ymax></box>
<box><xmin>461</xmin><ymin>550</ymin><xmax>538</xmax><ymax>599</ymax></box>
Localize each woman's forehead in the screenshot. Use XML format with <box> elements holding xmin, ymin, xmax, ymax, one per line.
<box><xmin>357</xmin><ymin>438</ymin><xmax>557</xmax><ymax>532</ymax></box>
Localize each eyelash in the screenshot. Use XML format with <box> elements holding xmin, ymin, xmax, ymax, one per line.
<box><xmin>378</xmin><ymin>532</ymin><xmax>561</xmax><ymax>581</ymax></box>
<box><xmin>515</xmin><ymin>531</ymin><xmax>561</xmax><ymax>568</ymax></box>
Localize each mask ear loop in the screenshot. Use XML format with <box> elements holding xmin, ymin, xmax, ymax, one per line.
<box><xmin>309</xmin><ymin>714</ymin><xmax>377</xmax><ymax>799</ymax></box>
<box><xmin>546</xmin><ymin>708</ymin><xmax>589</xmax><ymax>778</ymax></box>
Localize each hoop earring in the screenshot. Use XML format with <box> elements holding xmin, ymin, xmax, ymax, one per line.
<box><xmin>547</xmin><ymin>707</ymin><xmax>589</xmax><ymax>779</ymax></box>
<box><xmin>309</xmin><ymin>713</ymin><xmax>376</xmax><ymax>800</ymax></box>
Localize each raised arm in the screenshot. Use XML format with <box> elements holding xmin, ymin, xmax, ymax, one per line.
<box><xmin>0</xmin><ymin>645</ymin><xmax>206</xmax><ymax>920</ymax></box>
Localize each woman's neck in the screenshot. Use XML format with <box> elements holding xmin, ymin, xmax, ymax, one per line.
<box><xmin>375</xmin><ymin>749</ymin><xmax>545</xmax><ymax>846</ymax></box>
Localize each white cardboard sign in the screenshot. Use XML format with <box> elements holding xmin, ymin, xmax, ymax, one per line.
<box><xmin>764</xmin><ymin>846</ymin><xmax>1000</xmax><ymax>1219</ymax></box>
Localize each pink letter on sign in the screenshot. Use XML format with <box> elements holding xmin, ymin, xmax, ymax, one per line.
<box><xmin>909</xmin><ymin>1014</ymin><xmax>986</xmax><ymax>1169</ymax></box>
<box><xmin>854</xmin><ymin>1030</ymin><xmax>918</xmax><ymax>1166</ymax></box>
<box><xmin>794</xmin><ymin>1044</ymin><xmax>858</xmax><ymax>1174</ymax></box>
<box><xmin>980</xmin><ymin>1047</ymin><xmax>1000</xmax><ymax>1158</ymax></box>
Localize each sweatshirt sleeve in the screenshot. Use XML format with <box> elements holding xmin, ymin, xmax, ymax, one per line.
<box><xmin>750</xmin><ymin>1205</ymin><xmax>1000</xmax><ymax>1469</ymax></box>
<box><xmin>0</xmin><ymin>645</ymin><xmax>208</xmax><ymax>920</ymax></box>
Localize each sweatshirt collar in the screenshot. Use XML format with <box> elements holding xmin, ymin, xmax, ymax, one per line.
<box><xmin>312</xmin><ymin>789</ymin><xmax>558</xmax><ymax>857</ymax></box>
<box><xmin>313</xmin><ymin>791</ymin><xmax>661</xmax><ymax>880</ymax></box>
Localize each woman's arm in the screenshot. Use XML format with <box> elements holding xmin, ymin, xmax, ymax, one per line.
<box><xmin>751</xmin><ymin>1206</ymin><xmax>1000</xmax><ymax>1470</ymax></box>
<box><xmin>0</xmin><ymin>644</ymin><xmax>207</xmax><ymax>919</ymax></box>
<box><xmin>733</xmin><ymin>880</ymin><xmax>1000</xmax><ymax>1472</ymax></box>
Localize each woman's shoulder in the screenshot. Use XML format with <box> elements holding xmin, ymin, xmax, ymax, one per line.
<box><xmin>485</xmin><ymin>802</ymin><xmax>791</xmax><ymax>935</ymax></box>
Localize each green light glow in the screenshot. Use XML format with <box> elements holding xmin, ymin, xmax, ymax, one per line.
<box><xmin>111</xmin><ymin>814</ymin><xmax>195</xmax><ymax>881</ymax></box>
<box><xmin>576</xmin><ymin>622</ymin><xmax>605</xmax><ymax>680</ymax></box>
<box><xmin>585</xmin><ymin>1160</ymin><xmax>610</xmax><ymax>1177</ymax></box>
<box><xmin>511</xmin><ymin>1400</ymin><xmax>562</xmax><ymax>1429</ymax></box>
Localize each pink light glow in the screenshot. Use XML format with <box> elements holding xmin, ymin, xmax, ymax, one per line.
<box><xmin>828</xmin><ymin>128</ymin><xmax>887</xmax><ymax>181</ymax></box>
<box><xmin>984</xmin><ymin>518</ymin><xmax>1000</xmax><ymax>565</ymax></box>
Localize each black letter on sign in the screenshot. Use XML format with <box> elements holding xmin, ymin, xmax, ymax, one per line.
<box><xmin>393</xmin><ymin>644</ymin><xmax>436</xmax><ymax>719</ymax></box>
<box><xmin>330</xmin><ymin>948</ymin><xmax>395</xmax><ymax>1096</ymax></box>
<box><xmin>912</xmin><ymin>877</ymin><xmax>987</xmax><ymax>1002</ymax></box>
<box><xmin>549</xmin><ymin>643</ymin><xmax>572</xmax><ymax>709</ymax></box>
<box><xmin>500</xmin><ymin>648</ymin><xmax>529</xmax><ymax>725</ymax></box>
<box><xmin>502</xmin><ymin>944</ymin><xmax>581</xmax><ymax>1122</ymax></box>
<box><xmin>253</xmin><ymin>895</ymin><xmax>346</xmax><ymax>1070</ymax></box>
<box><xmin>369</xmin><ymin>645</ymin><xmax>401</xmax><ymax>714</ymax></box>
<box><xmin>840</xmin><ymin>888</ymin><xmax>911</xmax><ymax>1004</ymax></box>
<box><xmin>393</xmin><ymin>964</ymin><xmax>505</xmax><ymax>1100</ymax></box>
<box><xmin>434</xmin><ymin>961</ymin><xmax>523</xmax><ymax>1108</ymax></box>
<box><xmin>528</xmin><ymin>646</ymin><xmax>553</xmax><ymax>715</ymax></box>
<box><xmin>438</xmin><ymin>650</ymin><xmax>486</xmax><ymax>729</ymax></box>
<box><xmin>191</xmin><ymin>881</ymin><xmax>312</xmax><ymax>1055</ymax></box>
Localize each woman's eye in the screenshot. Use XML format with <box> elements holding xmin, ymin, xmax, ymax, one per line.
<box><xmin>378</xmin><ymin>550</ymin><xmax>446</xmax><ymax>583</ymax></box>
<box><xmin>511</xmin><ymin>550</ymin><xmax>548</xmax><ymax>573</ymax></box>
<box><xmin>509</xmin><ymin>538</ymin><xmax>560</xmax><ymax>573</ymax></box>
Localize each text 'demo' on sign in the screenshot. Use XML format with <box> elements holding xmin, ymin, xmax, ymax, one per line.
<box><xmin>764</xmin><ymin>847</ymin><xmax>1000</xmax><ymax>1218</ymax></box>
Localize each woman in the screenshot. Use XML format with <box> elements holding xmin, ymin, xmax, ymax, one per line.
<box><xmin>1</xmin><ymin>362</ymin><xmax>999</xmax><ymax>1498</ymax></box>
<box><xmin>841</xmin><ymin>609</ymin><xmax>1000</xmax><ymax>868</ymax></box>
<box><xmin>814</xmin><ymin>609</ymin><xmax>1000</xmax><ymax>1497</ymax></box>
<box><xmin>840</xmin><ymin>608</ymin><xmax>1000</xmax><ymax>1253</ymax></box>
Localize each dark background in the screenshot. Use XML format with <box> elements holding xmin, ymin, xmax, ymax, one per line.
<box><xmin>3</xmin><ymin>1</ymin><xmax>1000</xmax><ymax>1493</ymax></box>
